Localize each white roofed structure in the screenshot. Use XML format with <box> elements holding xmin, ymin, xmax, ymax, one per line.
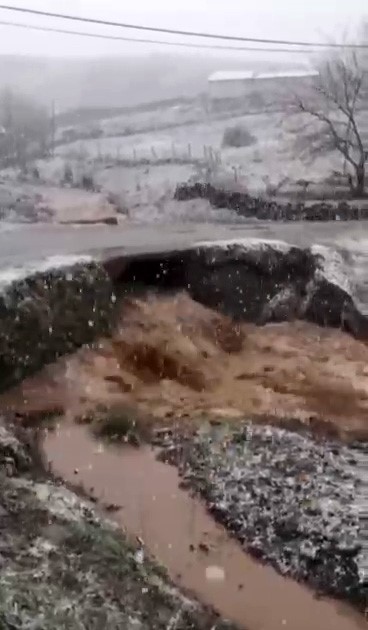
<box><xmin>208</xmin><ymin>69</ymin><xmax>318</xmax><ymax>83</ymax></box>
<box><xmin>208</xmin><ymin>69</ymin><xmax>318</xmax><ymax>103</ymax></box>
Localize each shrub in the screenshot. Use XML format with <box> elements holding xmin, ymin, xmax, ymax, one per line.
<box><xmin>222</xmin><ymin>125</ymin><xmax>256</xmax><ymax>148</ymax></box>
<box><xmin>85</xmin><ymin>403</ymin><xmax>152</xmax><ymax>445</ymax></box>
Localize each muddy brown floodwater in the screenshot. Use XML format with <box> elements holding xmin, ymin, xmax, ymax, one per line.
<box><xmin>4</xmin><ymin>293</ymin><xmax>368</xmax><ymax>439</ymax></box>
<box><xmin>44</xmin><ymin>422</ymin><xmax>366</xmax><ymax>630</ymax></box>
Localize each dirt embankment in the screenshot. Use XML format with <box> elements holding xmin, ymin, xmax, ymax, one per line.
<box><xmin>2</xmin><ymin>292</ymin><xmax>368</xmax><ymax>441</ymax></box>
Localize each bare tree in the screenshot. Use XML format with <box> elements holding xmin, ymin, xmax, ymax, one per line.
<box><xmin>295</xmin><ymin>52</ymin><xmax>367</xmax><ymax>197</ymax></box>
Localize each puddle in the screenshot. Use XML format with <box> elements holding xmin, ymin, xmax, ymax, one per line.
<box><xmin>44</xmin><ymin>422</ymin><xmax>366</xmax><ymax>630</ymax></box>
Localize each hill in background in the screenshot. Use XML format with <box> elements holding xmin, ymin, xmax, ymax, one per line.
<box><xmin>0</xmin><ymin>52</ymin><xmax>306</xmax><ymax>111</ymax></box>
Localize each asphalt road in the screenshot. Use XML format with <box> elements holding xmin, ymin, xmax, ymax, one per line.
<box><xmin>0</xmin><ymin>220</ymin><xmax>367</xmax><ymax>265</ymax></box>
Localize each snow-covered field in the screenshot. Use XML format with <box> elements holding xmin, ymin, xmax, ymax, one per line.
<box><xmin>50</xmin><ymin>103</ymin><xmax>360</xmax><ymax>222</ymax></box>
<box><xmin>54</xmin><ymin>109</ymin><xmax>346</xmax><ymax>189</ymax></box>
<box><xmin>2</xmin><ymin>101</ymin><xmax>368</xmax><ymax>225</ymax></box>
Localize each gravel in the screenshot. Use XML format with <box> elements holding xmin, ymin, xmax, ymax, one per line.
<box><xmin>164</xmin><ymin>422</ymin><xmax>367</xmax><ymax>606</ymax></box>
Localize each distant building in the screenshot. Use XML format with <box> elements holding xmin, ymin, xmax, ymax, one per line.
<box><xmin>208</xmin><ymin>69</ymin><xmax>318</xmax><ymax>105</ymax></box>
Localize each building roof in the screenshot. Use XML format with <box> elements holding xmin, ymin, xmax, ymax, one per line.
<box><xmin>208</xmin><ymin>69</ymin><xmax>319</xmax><ymax>83</ymax></box>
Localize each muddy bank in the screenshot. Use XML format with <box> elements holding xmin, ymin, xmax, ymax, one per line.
<box><xmin>175</xmin><ymin>182</ymin><xmax>368</xmax><ymax>221</ymax></box>
<box><xmin>43</xmin><ymin>421</ymin><xmax>366</xmax><ymax>630</ymax></box>
<box><xmin>0</xmin><ymin>419</ymin><xmax>236</xmax><ymax>630</ymax></box>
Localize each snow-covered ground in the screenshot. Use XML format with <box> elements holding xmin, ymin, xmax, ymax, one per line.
<box><xmin>54</xmin><ymin>109</ymin><xmax>347</xmax><ymax>190</ymax></box>
<box><xmin>2</xmin><ymin>102</ymin><xmax>368</xmax><ymax>225</ymax></box>
<box><xmin>48</xmin><ymin>105</ymin><xmax>367</xmax><ymax>222</ymax></box>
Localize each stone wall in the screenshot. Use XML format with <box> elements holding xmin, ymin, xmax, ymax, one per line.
<box><xmin>175</xmin><ymin>183</ymin><xmax>368</xmax><ymax>221</ymax></box>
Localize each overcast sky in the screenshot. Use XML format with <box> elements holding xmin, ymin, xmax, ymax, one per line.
<box><xmin>0</xmin><ymin>0</ymin><xmax>366</xmax><ymax>58</ymax></box>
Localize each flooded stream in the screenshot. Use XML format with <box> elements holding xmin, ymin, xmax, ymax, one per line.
<box><xmin>44</xmin><ymin>422</ymin><xmax>366</xmax><ymax>630</ymax></box>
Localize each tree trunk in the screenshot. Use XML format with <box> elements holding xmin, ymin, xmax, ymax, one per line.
<box><xmin>354</xmin><ymin>163</ymin><xmax>365</xmax><ymax>197</ymax></box>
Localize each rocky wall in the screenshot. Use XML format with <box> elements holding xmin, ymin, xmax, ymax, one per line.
<box><xmin>175</xmin><ymin>182</ymin><xmax>368</xmax><ymax>221</ymax></box>
<box><xmin>0</xmin><ymin>259</ymin><xmax>115</xmax><ymax>392</ymax></box>
<box><xmin>185</xmin><ymin>239</ymin><xmax>368</xmax><ymax>337</ymax></box>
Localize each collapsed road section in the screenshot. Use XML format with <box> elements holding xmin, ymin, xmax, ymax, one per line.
<box><xmin>1</xmin><ymin>234</ymin><xmax>366</xmax><ymax>394</ymax></box>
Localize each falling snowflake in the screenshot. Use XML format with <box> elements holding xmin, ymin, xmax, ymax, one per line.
<box><xmin>205</xmin><ymin>565</ymin><xmax>225</xmax><ymax>582</ymax></box>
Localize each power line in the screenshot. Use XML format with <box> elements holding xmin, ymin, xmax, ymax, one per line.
<box><xmin>0</xmin><ymin>19</ymin><xmax>316</xmax><ymax>54</ymax></box>
<box><xmin>0</xmin><ymin>4</ymin><xmax>367</xmax><ymax>50</ymax></box>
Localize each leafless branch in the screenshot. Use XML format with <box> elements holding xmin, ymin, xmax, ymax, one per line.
<box><xmin>294</xmin><ymin>50</ymin><xmax>367</xmax><ymax>195</ymax></box>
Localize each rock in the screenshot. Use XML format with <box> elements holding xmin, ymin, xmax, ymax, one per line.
<box><xmin>0</xmin><ymin>424</ymin><xmax>31</xmax><ymax>472</ymax></box>
<box><xmin>182</xmin><ymin>238</ymin><xmax>368</xmax><ymax>337</ymax></box>
<box><xmin>303</xmin><ymin>245</ymin><xmax>368</xmax><ymax>336</ymax></box>
<box><xmin>259</xmin><ymin>285</ymin><xmax>301</xmax><ymax>323</ymax></box>
<box><xmin>342</xmin><ymin>299</ymin><xmax>368</xmax><ymax>339</ymax></box>
<box><xmin>104</xmin><ymin>503</ymin><xmax>121</xmax><ymax>513</ymax></box>
<box><xmin>186</xmin><ymin>240</ymin><xmax>316</xmax><ymax>322</ymax></box>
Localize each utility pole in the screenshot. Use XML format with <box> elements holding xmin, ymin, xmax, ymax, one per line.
<box><xmin>50</xmin><ymin>99</ymin><xmax>56</xmax><ymax>157</ymax></box>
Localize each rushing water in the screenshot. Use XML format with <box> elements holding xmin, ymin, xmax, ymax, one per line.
<box><xmin>44</xmin><ymin>422</ymin><xmax>366</xmax><ymax>630</ymax></box>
